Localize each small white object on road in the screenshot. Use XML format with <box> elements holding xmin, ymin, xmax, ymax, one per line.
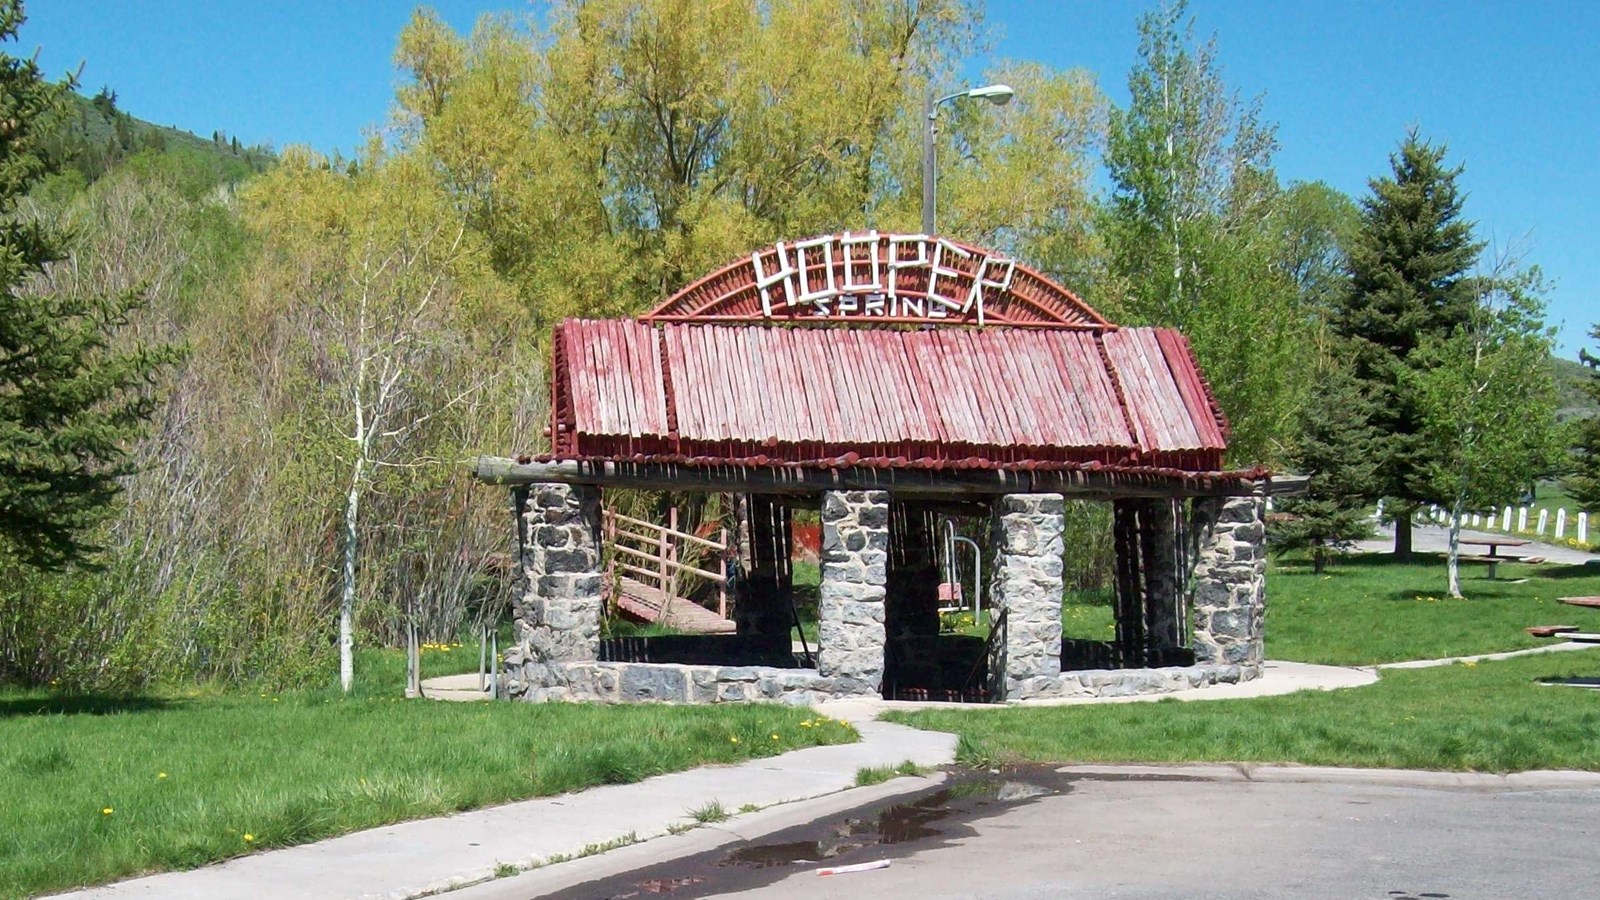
<box><xmin>817</xmin><ymin>859</ymin><xmax>891</xmax><ymax>876</ymax></box>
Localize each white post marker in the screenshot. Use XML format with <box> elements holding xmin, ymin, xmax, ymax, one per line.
<box><xmin>1518</xmin><ymin>507</ymin><xmax>1528</xmax><ymax>532</ymax></box>
<box><xmin>1470</xmin><ymin>513</ymin><xmax>1480</xmax><ymax>528</ymax></box>
<box><xmin>1581</xmin><ymin>512</ymin><xmax>1590</xmax><ymax>545</ymax></box>
<box><xmin>1538</xmin><ymin>509</ymin><xmax>1549</xmax><ymax>536</ymax></box>
<box><xmin>1557</xmin><ymin>509</ymin><xmax>1568</xmax><ymax>539</ymax></box>
<box><xmin>1502</xmin><ymin>507</ymin><xmax>1513</xmax><ymax>531</ymax></box>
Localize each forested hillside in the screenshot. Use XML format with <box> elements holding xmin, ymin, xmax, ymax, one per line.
<box><xmin>1555</xmin><ymin>355</ymin><xmax>1599</xmax><ymax>421</ymax></box>
<box><xmin>39</xmin><ymin>88</ymin><xmax>273</xmax><ymax>195</ymax></box>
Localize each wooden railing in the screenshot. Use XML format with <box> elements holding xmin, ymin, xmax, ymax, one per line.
<box><xmin>603</xmin><ymin>508</ymin><xmax>731</xmax><ymax>619</ymax></box>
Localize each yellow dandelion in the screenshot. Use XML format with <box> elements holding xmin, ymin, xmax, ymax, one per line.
<box><xmin>243</xmin><ymin>833</ymin><xmax>255</xmax><ymax>843</ymax></box>
<box><xmin>770</xmin><ymin>733</ymin><xmax>780</xmax><ymax>741</ymax></box>
<box><xmin>157</xmin><ymin>772</ymin><xmax>167</xmax><ymax>779</ymax></box>
<box><xmin>102</xmin><ymin>807</ymin><xmax>113</xmax><ymax>816</ymax></box>
<box><xmin>729</xmin><ymin>736</ymin><xmax>740</xmax><ymax>744</ymax></box>
<box><xmin>1462</xmin><ymin>660</ymin><xmax>1478</xmax><ymax>668</ymax></box>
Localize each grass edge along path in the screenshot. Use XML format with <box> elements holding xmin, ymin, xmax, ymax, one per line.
<box><xmin>887</xmin><ymin>651</ymin><xmax>1600</xmax><ymax>774</ymax></box>
<box><xmin>0</xmin><ymin>692</ymin><xmax>855</xmax><ymax>900</ymax></box>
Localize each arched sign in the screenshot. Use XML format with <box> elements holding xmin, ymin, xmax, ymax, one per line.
<box><xmin>643</xmin><ymin>232</ymin><xmax>1109</xmax><ymax>328</ymax></box>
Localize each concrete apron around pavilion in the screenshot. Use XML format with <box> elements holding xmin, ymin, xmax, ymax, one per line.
<box><xmin>505</xmin><ymin>483</ymin><xmax>1270</xmax><ymax>706</ymax></box>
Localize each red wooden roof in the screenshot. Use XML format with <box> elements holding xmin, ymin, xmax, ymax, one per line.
<box><xmin>548</xmin><ymin>320</ymin><xmax>1229</xmax><ymax>474</ymax></box>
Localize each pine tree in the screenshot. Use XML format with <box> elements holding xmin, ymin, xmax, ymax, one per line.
<box><xmin>0</xmin><ymin>0</ymin><xmax>176</xmax><ymax>569</ymax></box>
<box><xmin>1334</xmin><ymin>132</ymin><xmax>1484</xmax><ymax>558</ymax></box>
<box><xmin>1272</xmin><ymin>360</ymin><xmax>1377</xmax><ymax>573</ymax></box>
<box><xmin>1566</xmin><ymin>324</ymin><xmax>1600</xmax><ymax>512</ymax></box>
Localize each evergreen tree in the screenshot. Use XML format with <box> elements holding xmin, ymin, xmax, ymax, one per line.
<box><xmin>1565</xmin><ymin>324</ymin><xmax>1600</xmax><ymax>512</ymax></box>
<box><xmin>0</xmin><ymin>0</ymin><xmax>175</xmax><ymax>569</ymax></box>
<box><xmin>1334</xmin><ymin>132</ymin><xmax>1484</xmax><ymax>558</ymax></box>
<box><xmin>1271</xmin><ymin>360</ymin><xmax>1377</xmax><ymax>573</ymax></box>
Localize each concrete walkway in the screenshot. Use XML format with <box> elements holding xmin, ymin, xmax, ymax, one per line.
<box><xmin>53</xmin><ymin>714</ymin><xmax>957</xmax><ymax>900</ymax></box>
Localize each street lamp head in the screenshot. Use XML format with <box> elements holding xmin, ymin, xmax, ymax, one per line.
<box><xmin>966</xmin><ymin>83</ymin><xmax>1015</xmax><ymax>106</ymax></box>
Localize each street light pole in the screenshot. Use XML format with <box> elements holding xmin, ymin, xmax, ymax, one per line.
<box><xmin>920</xmin><ymin>83</ymin><xmax>1015</xmax><ymax>238</ymax></box>
<box><xmin>922</xmin><ymin>85</ymin><xmax>937</xmax><ymax>236</ymax></box>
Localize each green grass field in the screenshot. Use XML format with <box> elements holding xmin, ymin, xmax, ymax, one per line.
<box><xmin>0</xmin><ymin>651</ymin><xmax>854</xmax><ymax>899</ymax></box>
<box><xmin>890</xmin><ymin>650</ymin><xmax>1600</xmax><ymax>773</ymax></box>
<box><xmin>1266</xmin><ymin>553</ymin><xmax>1600</xmax><ymax>664</ymax></box>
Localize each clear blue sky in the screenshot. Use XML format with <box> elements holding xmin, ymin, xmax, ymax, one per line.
<box><xmin>20</xmin><ymin>0</ymin><xmax>1599</xmax><ymax>356</ymax></box>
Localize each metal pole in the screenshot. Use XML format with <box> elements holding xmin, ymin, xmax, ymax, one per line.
<box><xmin>477</xmin><ymin>622</ymin><xmax>487</xmax><ymax>692</ymax></box>
<box><xmin>921</xmin><ymin>84</ymin><xmax>936</xmax><ymax>236</ymax></box>
<box><xmin>489</xmin><ymin>630</ymin><xmax>499</xmax><ymax>700</ymax></box>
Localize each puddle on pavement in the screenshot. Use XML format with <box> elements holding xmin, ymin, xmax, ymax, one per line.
<box><xmin>543</xmin><ymin>767</ymin><xmax>1071</xmax><ymax>899</ymax></box>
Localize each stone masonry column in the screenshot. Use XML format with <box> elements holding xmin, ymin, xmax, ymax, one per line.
<box><xmin>1190</xmin><ymin>492</ymin><xmax>1267</xmax><ymax>676</ymax></box>
<box><xmin>514</xmin><ymin>482</ymin><xmax>604</xmax><ymax>665</ymax></box>
<box><xmin>988</xmin><ymin>494</ymin><xmax>1065</xmax><ymax>700</ymax></box>
<box><xmin>818</xmin><ymin>490</ymin><xmax>888</xmax><ymax>694</ymax></box>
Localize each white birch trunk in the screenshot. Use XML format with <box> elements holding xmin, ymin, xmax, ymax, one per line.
<box><xmin>340</xmin><ymin>453</ymin><xmax>364</xmax><ymax>693</ymax></box>
<box><xmin>1447</xmin><ymin>498</ymin><xmax>1464</xmax><ymax>599</ymax></box>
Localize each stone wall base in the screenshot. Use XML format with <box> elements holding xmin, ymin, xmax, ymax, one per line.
<box><xmin>503</xmin><ymin>649</ymin><xmax>1257</xmax><ymax>706</ymax></box>
<box><xmin>1005</xmin><ymin>662</ymin><xmax>1262</xmax><ymax>702</ymax></box>
<box><xmin>504</xmin><ymin>653</ymin><xmax>878</xmax><ymax>706</ymax></box>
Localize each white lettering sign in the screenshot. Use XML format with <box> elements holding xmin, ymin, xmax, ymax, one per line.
<box><xmin>747</xmin><ymin>233</ymin><xmax>1016</xmax><ymax>324</ymax></box>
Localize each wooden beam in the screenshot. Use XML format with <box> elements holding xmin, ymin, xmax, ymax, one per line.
<box><xmin>474</xmin><ymin>457</ymin><xmax>1282</xmax><ymax>499</ymax></box>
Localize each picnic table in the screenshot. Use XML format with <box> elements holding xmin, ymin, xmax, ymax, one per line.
<box><xmin>1460</xmin><ymin>537</ymin><xmax>1530</xmax><ymax>579</ymax></box>
<box><xmin>1528</xmin><ymin>597</ymin><xmax>1600</xmax><ymax>645</ymax></box>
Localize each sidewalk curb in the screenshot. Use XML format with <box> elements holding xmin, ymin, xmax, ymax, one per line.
<box><xmin>444</xmin><ymin>772</ymin><xmax>950</xmax><ymax>900</ymax></box>
<box><xmin>1055</xmin><ymin>763</ymin><xmax>1600</xmax><ymax>791</ymax></box>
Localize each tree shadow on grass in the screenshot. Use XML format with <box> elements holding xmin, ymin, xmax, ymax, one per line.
<box><xmin>1531</xmin><ymin>563</ymin><xmax>1600</xmax><ymax>581</ymax></box>
<box><xmin>1280</xmin><ymin>552</ymin><xmax>1446</xmax><ymax>574</ymax></box>
<box><xmin>0</xmin><ymin>694</ymin><xmax>184</xmax><ymax>718</ymax></box>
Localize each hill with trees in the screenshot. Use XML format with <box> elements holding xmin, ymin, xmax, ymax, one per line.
<box><xmin>37</xmin><ymin>87</ymin><xmax>273</xmax><ymax>198</ymax></box>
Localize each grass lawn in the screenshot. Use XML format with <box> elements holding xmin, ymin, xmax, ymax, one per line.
<box><xmin>1267</xmin><ymin>553</ymin><xmax>1600</xmax><ymax>665</ymax></box>
<box><xmin>889</xmin><ymin>650</ymin><xmax>1600</xmax><ymax>773</ymax></box>
<box><xmin>0</xmin><ymin>650</ymin><xmax>854</xmax><ymax>899</ymax></box>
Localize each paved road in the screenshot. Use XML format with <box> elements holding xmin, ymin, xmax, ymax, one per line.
<box><xmin>1357</xmin><ymin>523</ymin><xmax>1599</xmax><ymax>565</ymax></box>
<box><xmin>545</xmin><ymin>769</ymin><xmax>1600</xmax><ymax>900</ymax></box>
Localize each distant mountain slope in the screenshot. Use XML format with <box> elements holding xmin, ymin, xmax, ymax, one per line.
<box><xmin>40</xmin><ymin>88</ymin><xmax>273</xmax><ymax>191</ymax></box>
<box><xmin>1555</xmin><ymin>355</ymin><xmax>1597</xmax><ymax>422</ymax></box>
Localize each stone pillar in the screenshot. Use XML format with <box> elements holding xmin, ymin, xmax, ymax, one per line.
<box><xmin>514</xmin><ymin>482</ymin><xmax>604</xmax><ymax>665</ymax></box>
<box><xmin>1190</xmin><ymin>493</ymin><xmax>1267</xmax><ymax>674</ymax></box>
<box><xmin>818</xmin><ymin>490</ymin><xmax>888</xmax><ymax>693</ymax></box>
<box><xmin>988</xmin><ymin>494</ymin><xmax>1065</xmax><ymax>700</ymax></box>
<box><xmin>885</xmin><ymin>500</ymin><xmax>942</xmax><ymax>692</ymax></box>
<box><xmin>737</xmin><ymin>494</ymin><xmax>793</xmax><ymax>637</ymax></box>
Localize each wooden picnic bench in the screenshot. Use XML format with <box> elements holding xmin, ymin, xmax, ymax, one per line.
<box><xmin>1459</xmin><ymin>538</ymin><xmax>1537</xmax><ymax>579</ymax></box>
<box><xmin>1529</xmin><ymin>598</ymin><xmax>1600</xmax><ymax>645</ymax></box>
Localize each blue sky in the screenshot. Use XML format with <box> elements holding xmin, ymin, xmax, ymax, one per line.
<box><xmin>21</xmin><ymin>0</ymin><xmax>1599</xmax><ymax>356</ymax></box>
